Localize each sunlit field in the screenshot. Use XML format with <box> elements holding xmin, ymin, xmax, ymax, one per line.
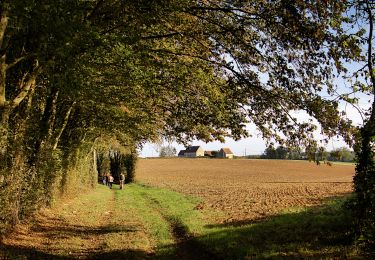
<box><xmin>137</xmin><ymin>158</ymin><xmax>354</xmax><ymax>223</ymax></box>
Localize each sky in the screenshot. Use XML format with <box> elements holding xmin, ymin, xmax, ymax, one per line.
<box><xmin>139</xmin><ymin>124</ymin><xmax>267</xmax><ymax>157</ymax></box>
<box><xmin>138</xmin><ymin>123</ymin><xmax>350</xmax><ymax>158</ymax></box>
<box><xmin>138</xmin><ymin>94</ymin><xmax>369</xmax><ymax>158</ymax></box>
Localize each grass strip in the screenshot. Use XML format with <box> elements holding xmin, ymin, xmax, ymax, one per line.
<box><xmin>196</xmin><ymin>196</ymin><xmax>361</xmax><ymax>259</ymax></box>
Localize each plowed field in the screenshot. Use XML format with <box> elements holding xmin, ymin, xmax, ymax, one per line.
<box><xmin>136</xmin><ymin>159</ymin><xmax>354</xmax><ymax>223</ymax></box>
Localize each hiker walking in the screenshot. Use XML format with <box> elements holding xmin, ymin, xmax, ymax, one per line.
<box><xmin>119</xmin><ymin>172</ymin><xmax>125</xmax><ymax>189</ymax></box>
<box><xmin>105</xmin><ymin>172</ymin><xmax>110</xmax><ymax>187</ymax></box>
<box><xmin>108</xmin><ymin>174</ymin><xmax>114</xmax><ymax>189</ymax></box>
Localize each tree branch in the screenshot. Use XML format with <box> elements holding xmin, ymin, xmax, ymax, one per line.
<box><xmin>366</xmin><ymin>1</ymin><xmax>375</xmax><ymax>97</ymax></box>
<box><xmin>10</xmin><ymin>62</ymin><xmax>41</xmax><ymax>110</ymax></box>
<box><xmin>6</xmin><ymin>54</ymin><xmax>34</xmax><ymax>70</ymax></box>
<box><xmin>47</xmin><ymin>91</ymin><xmax>59</xmax><ymax>139</ymax></box>
<box><xmin>53</xmin><ymin>101</ymin><xmax>76</xmax><ymax>150</ymax></box>
<box><xmin>0</xmin><ymin>9</ymin><xmax>8</xmax><ymax>50</ymax></box>
<box><xmin>141</xmin><ymin>32</ymin><xmax>181</xmax><ymax>40</ymax></box>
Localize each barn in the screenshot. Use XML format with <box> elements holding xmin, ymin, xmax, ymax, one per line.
<box><xmin>218</xmin><ymin>148</ymin><xmax>234</xmax><ymax>159</ymax></box>
<box><xmin>183</xmin><ymin>146</ymin><xmax>205</xmax><ymax>157</ymax></box>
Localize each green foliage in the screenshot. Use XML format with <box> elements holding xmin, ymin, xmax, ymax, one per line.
<box><xmin>109</xmin><ymin>150</ymin><xmax>122</xmax><ymax>180</ymax></box>
<box><xmin>353</xmin><ymin>123</ymin><xmax>375</xmax><ymax>245</ymax></box>
<box><xmin>340</xmin><ymin>0</ymin><xmax>375</xmax><ymax>244</ymax></box>
<box><xmin>96</xmin><ymin>152</ymin><xmax>105</xmax><ymax>177</ymax></box>
<box><xmin>329</xmin><ymin>147</ymin><xmax>355</xmax><ymax>162</ymax></box>
<box><xmin>123</xmin><ymin>151</ymin><xmax>137</xmax><ymax>184</ymax></box>
<box><xmin>261</xmin><ymin>145</ymin><xmax>303</xmax><ymax>160</ymax></box>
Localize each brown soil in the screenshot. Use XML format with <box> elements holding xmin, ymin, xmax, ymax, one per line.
<box><xmin>136</xmin><ymin>159</ymin><xmax>354</xmax><ymax>223</ymax></box>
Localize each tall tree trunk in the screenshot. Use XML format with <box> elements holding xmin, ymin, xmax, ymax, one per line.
<box><xmin>28</xmin><ymin>88</ymin><xmax>58</xmax><ymax>165</ymax></box>
<box><xmin>354</xmin><ymin>109</ymin><xmax>375</xmax><ymax>240</ymax></box>
<box><xmin>92</xmin><ymin>148</ymin><xmax>98</xmax><ymax>187</ymax></box>
<box><xmin>0</xmin><ymin>105</ymin><xmax>9</xmax><ymax>157</ymax></box>
<box><xmin>353</xmin><ymin>0</ymin><xmax>375</xmax><ymax>242</ymax></box>
<box><xmin>0</xmin><ymin>52</ymin><xmax>8</xmax><ymax>158</ymax></box>
<box><xmin>52</xmin><ymin>101</ymin><xmax>75</xmax><ymax>150</ymax></box>
<box><xmin>0</xmin><ymin>8</ymin><xmax>9</xmax><ymax>50</ymax></box>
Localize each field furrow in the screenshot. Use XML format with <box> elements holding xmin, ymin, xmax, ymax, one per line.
<box><xmin>136</xmin><ymin>159</ymin><xmax>354</xmax><ymax>223</ymax></box>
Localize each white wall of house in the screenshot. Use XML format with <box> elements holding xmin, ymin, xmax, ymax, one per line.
<box><xmin>196</xmin><ymin>147</ymin><xmax>205</xmax><ymax>157</ymax></box>
<box><xmin>226</xmin><ymin>153</ymin><xmax>234</xmax><ymax>159</ymax></box>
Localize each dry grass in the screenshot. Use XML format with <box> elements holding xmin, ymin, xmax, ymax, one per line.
<box><xmin>136</xmin><ymin>158</ymin><xmax>355</xmax><ymax>223</ymax></box>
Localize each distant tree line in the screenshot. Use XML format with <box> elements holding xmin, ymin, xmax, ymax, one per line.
<box><xmin>260</xmin><ymin>146</ymin><xmax>354</xmax><ymax>162</ymax></box>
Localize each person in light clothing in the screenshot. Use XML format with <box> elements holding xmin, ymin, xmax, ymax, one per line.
<box><xmin>119</xmin><ymin>173</ymin><xmax>125</xmax><ymax>189</ymax></box>
<box><xmin>108</xmin><ymin>174</ymin><xmax>114</xmax><ymax>189</ymax></box>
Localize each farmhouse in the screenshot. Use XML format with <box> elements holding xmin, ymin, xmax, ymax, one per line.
<box><xmin>177</xmin><ymin>146</ymin><xmax>234</xmax><ymax>158</ymax></box>
<box><xmin>218</xmin><ymin>148</ymin><xmax>234</xmax><ymax>159</ymax></box>
<box><xmin>181</xmin><ymin>146</ymin><xmax>205</xmax><ymax>157</ymax></box>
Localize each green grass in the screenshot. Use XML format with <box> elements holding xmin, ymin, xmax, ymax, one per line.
<box><xmin>329</xmin><ymin>161</ymin><xmax>356</xmax><ymax>166</ymax></box>
<box><xmin>117</xmin><ymin>183</ymin><xmax>212</xmax><ymax>257</ymax></box>
<box><xmin>115</xmin><ymin>184</ymin><xmax>173</xmax><ymax>250</ymax></box>
<box><xmin>196</xmin><ymin>197</ymin><xmax>359</xmax><ymax>259</ymax></box>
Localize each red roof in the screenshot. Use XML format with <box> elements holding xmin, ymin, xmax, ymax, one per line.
<box><xmin>221</xmin><ymin>148</ymin><xmax>233</xmax><ymax>154</ymax></box>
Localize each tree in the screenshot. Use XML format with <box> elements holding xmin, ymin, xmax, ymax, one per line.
<box><xmin>276</xmin><ymin>146</ymin><xmax>289</xmax><ymax>159</ymax></box>
<box><xmin>123</xmin><ymin>150</ymin><xmax>137</xmax><ymax>184</ymax></box>
<box><xmin>329</xmin><ymin>147</ymin><xmax>355</xmax><ymax>162</ymax></box>
<box><xmin>262</xmin><ymin>146</ymin><xmax>291</xmax><ymax>159</ymax></box>
<box><xmin>159</xmin><ymin>146</ymin><xmax>177</xmax><ymax>157</ymax></box>
<box><xmin>288</xmin><ymin>147</ymin><xmax>303</xmax><ymax>160</ymax></box>
<box><xmin>109</xmin><ymin>150</ymin><xmax>122</xmax><ymax>181</ymax></box>
<box><xmin>261</xmin><ymin>146</ymin><xmax>277</xmax><ymax>159</ymax></box>
<box><xmin>340</xmin><ymin>0</ymin><xmax>375</xmax><ymax>244</ymax></box>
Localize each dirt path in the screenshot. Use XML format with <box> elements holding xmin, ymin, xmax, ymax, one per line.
<box><xmin>0</xmin><ymin>186</ymin><xmax>153</xmax><ymax>259</ymax></box>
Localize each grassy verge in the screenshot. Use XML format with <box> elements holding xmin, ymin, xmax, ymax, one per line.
<box><xmin>197</xmin><ymin>197</ymin><xmax>360</xmax><ymax>259</ymax></box>
<box><xmin>117</xmin><ymin>183</ymin><xmax>213</xmax><ymax>257</ymax></box>
<box><xmin>329</xmin><ymin>161</ymin><xmax>355</xmax><ymax>166</ymax></box>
